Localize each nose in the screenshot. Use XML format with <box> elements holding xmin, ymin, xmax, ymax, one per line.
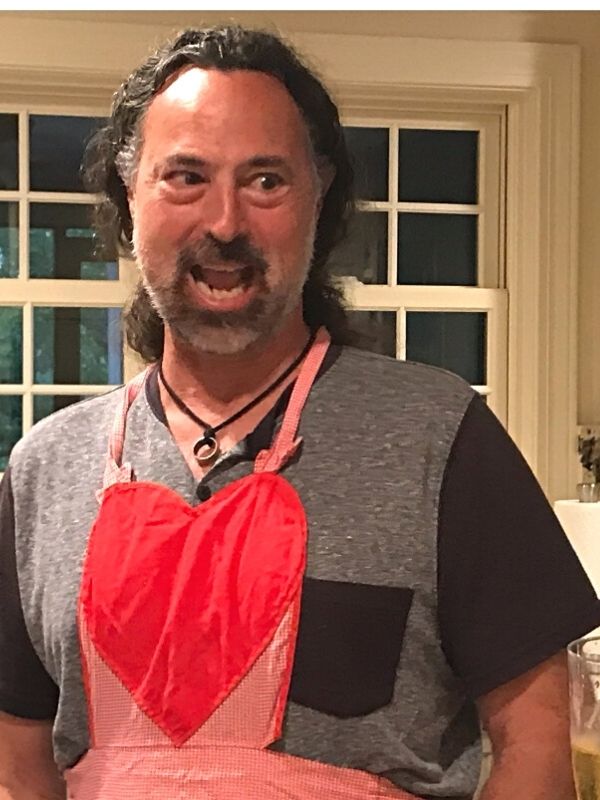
<box><xmin>202</xmin><ymin>181</ymin><xmax>245</xmax><ymax>243</ymax></box>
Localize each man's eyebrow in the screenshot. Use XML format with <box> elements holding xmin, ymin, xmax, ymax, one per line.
<box><xmin>160</xmin><ymin>154</ymin><xmax>207</xmax><ymax>170</ymax></box>
<box><xmin>155</xmin><ymin>154</ymin><xmax>291</xmax><ymax>173</ymax></box>
<box><xmin>245</xmin><ymin>155</ymin><xmax>289</xmax><ymax>169</ymax></box>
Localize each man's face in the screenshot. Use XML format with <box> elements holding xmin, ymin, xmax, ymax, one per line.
<box><xmin>128</xmin><ymin>66</ymin><xmax>326</xmax><ymax>355</ymax></box>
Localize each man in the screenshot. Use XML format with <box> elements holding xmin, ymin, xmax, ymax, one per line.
<box><xmin>0</xmin><ymin>25</ymin><xmax>598</xmax><ymax>800</ymax></box>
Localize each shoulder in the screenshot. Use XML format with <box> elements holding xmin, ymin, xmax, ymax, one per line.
<box><xmin>325</xmin><ymin>346</ymin><xmax>475</xmax><ymax>422</ymax></box>
<box><xmin>437</xmin><ymin>392</ymin><xmax>600</xmax><ymax>697</ymax></box>
<box><xmin>9</xmin><ymin>388</ymin><xmax>126</xmax><ymax>486</ymax></box>
<box><xmin>335</xmin><ymin>346</ymin><xmax>473</xmax><ymax>395</ymax></box>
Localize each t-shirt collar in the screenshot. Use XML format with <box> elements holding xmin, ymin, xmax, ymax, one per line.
<box><xmin>145</xmin><ymin>344</ymin><xmax>341</xmax><ymax>461</ymax></box>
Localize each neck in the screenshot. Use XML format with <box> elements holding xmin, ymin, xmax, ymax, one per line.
<box><xmin>160</xmin><ymin>310</ymin><xmax>311</xmax><ymax>411</ymax></box>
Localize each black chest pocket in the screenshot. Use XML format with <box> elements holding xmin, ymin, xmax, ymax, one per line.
<box><xmin>288</xmin><ymin>577</ymin><xmax>414</xmax><ymax>717</ymax></box>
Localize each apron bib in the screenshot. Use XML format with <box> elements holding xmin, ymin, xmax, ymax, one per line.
<box><xmin>64</xmin><ymin>328</ymin><xmax>418</xmax><ymax>799</ymax></box>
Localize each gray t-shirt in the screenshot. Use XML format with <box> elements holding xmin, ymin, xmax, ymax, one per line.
<box><xmin>2</xmin><ymin>346</ymin><xmax>600</xmax><ymax>800</ymax></box>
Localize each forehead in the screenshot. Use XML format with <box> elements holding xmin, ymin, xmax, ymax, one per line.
<box><xmin>140</xmin><ymin>66</ymin><xmax>312</xmax><ymax>161</ymax></box>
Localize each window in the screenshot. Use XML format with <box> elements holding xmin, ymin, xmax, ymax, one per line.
<box><xmin>0</xmin><ymin>108</ymin><xmax>131</xmax><ymax>471</ymax></box>
<box><xmin>330</xmin><ymin>112</ymin><xmax>508</xmax><ymax>421</ymax></box>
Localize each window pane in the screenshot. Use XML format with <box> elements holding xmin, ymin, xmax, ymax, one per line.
<box><xmin>0</xmin><ymin>202</ymin><xmax>18</xmax><ymax>278</ymax></box>
<box><xmin>0</xmin><ymin>395</ymin><xmax>21</xmax><ymax>470</ymax></box>
<box><xmin>29</xmin><ymin>204</ymin><xmax>117</xmax><ymax>280</ymax></box>
<box><xmin>399</xmin><ymin>129</ymin><xmax>478</xmax><ymax>204</ymax></box>
<box><xmin>398</xmin><ymin>213</ymin><xmax>477</xmax><ymax>286</ymax></box>
<box><xmin>327</xmin><ymin>211</ymin><xmax>387</xmax><ymax>284</ymax></box>
<box><xmin>34</xmin><ymin>307</ymin><xmax>123</xmax><ymax>385</ymax></box>
<box><xmin>34</xmin><ymin>395</ymin><xmax>84</xmax><ymax>424</ymax></box>
<box><xmin>0</xmin><ymin>307</ymin><xmax>22</xmax><ymax>383</ymax></box>
<box><xmin>349</xmin><ymin>310</ymin><xmax>396</xmax><ymax>357</ymax></box>
<box><xmin>29</xmin><ymin>115</ymin><xmax>105</xmax><ymax>193</ymax></box>
<box><xmin>344</xmin><ymin>127</ymin><xmax>388</xmax><ymax>201</ymax></box>
<box><xmin>406</xmin><ymin>311</ymin><xmax>486</xmax><ymax>385</ymax></box>
<box><xmin>0</xmin><ymin>114</ymin><xmax>18</xmax><ymax>190</ymax></box>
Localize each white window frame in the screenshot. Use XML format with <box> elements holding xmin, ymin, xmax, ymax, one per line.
<box><xmin>0</xmin><ymin>27</ymin><xmax>580</xmax><ymax>500</ymax></box>
<box><xmin>344</xmin><ymin>284</ymin><xmax>508</xmax><ymax>421</ymax></box>
<box><xmin>341</xmin><ymin>111</ymin><xmax>506</xmax><ymax>419</ymax></box>
<box><xmin>0</xmin><ymin>104</ymin><xmax>131</xmax><ymax>434</ymax></box>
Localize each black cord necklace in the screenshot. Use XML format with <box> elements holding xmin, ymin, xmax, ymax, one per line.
<box><xmin>158</xmin><ymin>331</ymin><xmax>317</xmax><ymax>465</ymax></box>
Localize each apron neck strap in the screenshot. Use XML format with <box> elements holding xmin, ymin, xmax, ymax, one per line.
<box><xmin>98</xmin><ymin>368</ymin><xmax>149</xmax><ymax>498</ymax></box>
<box><xmin>254</xmin><ymin>326</ymin><xmax>331</xmax><ymax>474</ymax></box>
<box><xmin>100</xmin><ymin>326</ymin><xmax>331</xmax><ymax>497</ymax></box>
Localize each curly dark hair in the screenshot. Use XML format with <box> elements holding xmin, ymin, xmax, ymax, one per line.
<box><xmin>83</xmin><ymin>25</ymin><xmax>355</xmax><ymax>361</ymax></box>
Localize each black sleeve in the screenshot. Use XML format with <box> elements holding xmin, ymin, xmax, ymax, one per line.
<box><xmin>0</xmin><ymin>468</ymin><xmax>59</xmax><ymax>719</ymax></box>
<box><xmin>438</xmin><ymin>395</ymin><xmax>600</xmax><ymax>700</ymax></box>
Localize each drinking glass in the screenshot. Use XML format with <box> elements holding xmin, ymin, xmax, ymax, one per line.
<box><xmin>569</xmin><ymin>636</ymin><xmax>600</xmax><ymax>799</ymax></box>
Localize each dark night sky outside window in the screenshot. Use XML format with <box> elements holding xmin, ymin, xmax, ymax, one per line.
<box><xmin>399</xmin><ymin>129</ymin><xmax>478</xmax><ymax>204</ymax></box>
<box><xmin>29</xmin><ymin>115</ymin><xmax>105</xmax><ymax>193</ymax></box>
<box><xmin>344</xmin><ymin>127</ymin><xmax>389</xmax><ymax>202</ymax></box>
<box><xmin>0</xmin><ymin>202</ymin><xmax>18</xmax><ymax>278</ymax></box>
<box><xmin>349</xmin><ymin>310</ymin><xmax>396</xmax><ymax>357</ymax></box>
<box><xmin>406</xmin><ymin>312</ymin><xmax>487</xmax><ymax>385</ymax></box>
<box><xmin>398</xmin><ymin>213</ymin><xmax>477</xmax><ymax>286</ymax></box>
<box><xmin>328</xmin><ymin>212</ymin><xmax>388</xmax><ymax>285</ymax></box>
<box><xmin>0</xmin><ymin>114</ymin><xmax>18</xmax><ymax>190</ymax></box>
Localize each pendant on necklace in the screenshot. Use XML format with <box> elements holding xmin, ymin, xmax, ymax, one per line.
<box><xmin>193</xmin><ymin>429</ymin><xmax>220</xmax><ymax>464</ymax></box>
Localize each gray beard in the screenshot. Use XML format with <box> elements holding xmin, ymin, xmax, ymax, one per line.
<box><xmin>141</xmin><ymin>273</ymin><xmax>300</xmax><ymax>355</ymax></box>
<box><xmin>132</xmin><ymin>219</ymin><xmax>316</xmax><ymax>356</ymax></box>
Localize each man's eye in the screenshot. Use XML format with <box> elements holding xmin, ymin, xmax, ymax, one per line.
<box><xmin>254</xmin><ymin>173</ymin><xmax>284</xmax><ymax>191</ymax></box>
<box><xmin>165</xmin><ymin>171</ymin><xmax>204</xmax><ymax>186</ymax></box>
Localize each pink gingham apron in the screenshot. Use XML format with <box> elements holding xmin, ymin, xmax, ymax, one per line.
<box><xmin>64</xmin><ymin>328</ymin><xmax>418</xmax><ymax>799</ymax></box>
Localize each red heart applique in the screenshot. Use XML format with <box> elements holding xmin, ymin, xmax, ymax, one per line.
<box><xmin>80</xmin><ymin>472</ymin><xmax>306</xmax><ymax>745</ymax></box>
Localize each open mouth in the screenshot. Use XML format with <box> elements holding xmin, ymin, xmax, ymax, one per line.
<box><xmin>190</xmin><ymin>264</ymin><xmax>255</xmax><ymax>299</ymax></box>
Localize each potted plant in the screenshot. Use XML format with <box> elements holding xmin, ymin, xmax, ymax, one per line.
<box><xmin>577</xmin><ymin>429</ymin><xmax>600</xmax><ymax>502</ymax></box>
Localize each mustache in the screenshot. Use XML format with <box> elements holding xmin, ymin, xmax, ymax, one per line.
<box><xmin>177</xmin><ymin>234</ymin><xmax>269</xmax><ymax>276</ymax></box>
